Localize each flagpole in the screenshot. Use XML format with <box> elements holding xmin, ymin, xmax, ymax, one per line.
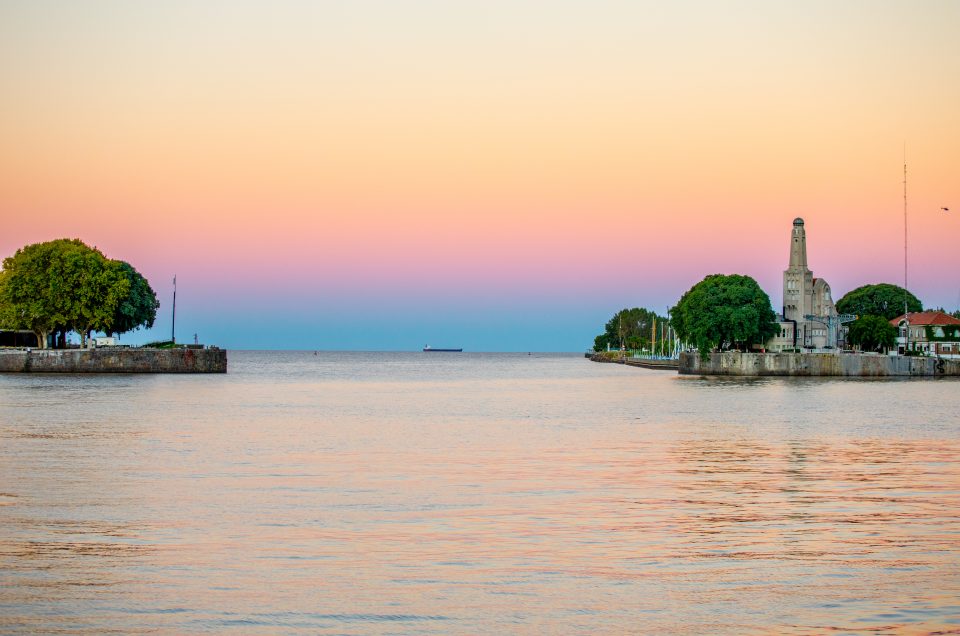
<box><xmin>172</xmin><ymin>275</ymin><xmax>177</xmax><ymax>344</ymax></box>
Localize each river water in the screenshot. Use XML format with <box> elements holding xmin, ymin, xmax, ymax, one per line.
<box><xmin>1</xmin><ymin>351</ymin><xmax>958</xmax><ymax>634</ymax></box>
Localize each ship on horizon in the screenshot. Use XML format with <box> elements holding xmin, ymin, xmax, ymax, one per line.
<box><xmin>423</xmin><ymin>345</ymin><xmax>463</xmax><ymax>352</ymax></box>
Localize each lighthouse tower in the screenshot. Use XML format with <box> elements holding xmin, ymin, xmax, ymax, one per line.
<box><xmin>772</xmin><ymin>217</ymin><xmax>837</xmax><ymax>350</ymax></box>
<box><xmin>782</xmin><ymin>218</ymin><xmax>814</xmax><ymax>322</ymax></box>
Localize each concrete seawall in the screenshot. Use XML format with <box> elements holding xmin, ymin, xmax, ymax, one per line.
<box><xmin>0</xmin><ymin>348</ymin><xmax>227</xmax><ymax>373</ymax></box>
<box><xmin>588</xmin><ymin>353</ymin><xmax>679</xmax><ymax>370</ymax></box>
<box><xmin>679</xmin><ymin>351</ymin><xmax>960</xmax><ymax>377</ymax></box>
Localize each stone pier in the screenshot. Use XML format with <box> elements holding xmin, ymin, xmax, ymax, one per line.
<box><xmin>679</xmin><ymin>351</ymin><xmax>960</xmax><ymax>377</ymax></box>
<box><xmin>0</xmin><ymin>348</ymin><xmax>227</xmax><ymax>373</ymax></box>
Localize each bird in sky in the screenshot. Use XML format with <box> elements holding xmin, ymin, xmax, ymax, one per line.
<box><xmin>942</xmin><ymin>207</ymin><xmax>950</xmax><ymax>212</ymax></box>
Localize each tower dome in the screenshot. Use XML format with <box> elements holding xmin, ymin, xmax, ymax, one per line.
<box><xmin>793</xmin><ymin>217</ymin><xmax>804</xmax><ymax>226</ymax></box>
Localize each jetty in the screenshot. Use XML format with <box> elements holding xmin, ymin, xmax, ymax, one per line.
<box><xmin>587</xmin><ymin>352</ymin><xmax>679</xmax><ymax>371</ymax></box>
<box><xmin>588</xmin><ymin>350</ymin><xmax>960</xmax><ymax>377</ymax></box>
<box><xmin>679</xmin><ymin>351</ymin><xmax>960</xmax><ymax>377</ymax></box>
<box><xmin>0</xmin><ymin>347</ymin><xmax>227</xmax><ymax>373</ymax></box>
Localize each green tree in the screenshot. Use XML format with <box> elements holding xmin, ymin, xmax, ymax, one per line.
<box><xmin>593</xmin><ymin>333</ymin><xmax>609</xmax><ymax>352</ymax></box>
<box><xmin>670</xmin><ymin>274</ymin><xmax>779</xmax><ymax>357</ymax></box>
<box><xmin>0</xmin><ymin>239</ymin><xmax>147</xmax><ymax>348</ymax></box>
<box><xmin>846</xmin><ymin>314</ymin><xmax>897</xmax><ymax>352</ymax></box>
<box><xmin>0</xmin><ymin>269</ymin><xmax>14</xmax><ymax>331</ymax></box>
<box><xmin>108</xmin><ymin>262</ymin><xmax>159</xmax><ymax>336</ymax></box>
<box><xmin>0</xmin><ymin>239</ymin><xmax>83</xmax><ymax>348</ymax></box>
<box><xmin>66</xmin><ymin>250</ymin><xmax>130</xmax><ymax>346</ymax></box>
<box><xmin>593</xmin><ymin>307</ymin><xmax>664</xmax><ymax>352</ymax></box>
<box><xmin>836</xmin><ymin>283</ymin><xmax>922</xmax><ymax>321</ymax></box>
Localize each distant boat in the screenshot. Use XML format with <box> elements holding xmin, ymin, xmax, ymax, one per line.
<box><xmin>423</xmin><ymin>345</ymin><xmax>463</xmax><ymax>352</ymax></box>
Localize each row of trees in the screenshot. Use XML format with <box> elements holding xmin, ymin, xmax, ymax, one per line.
<box><xmin>593</xmin><ymin>307</ymin><xmax>666</xmax><ymax>352</ymax></box>
<box><xmin>0</xmin><ymin>239</ymin><xmax>159</xmax><ymax>348</ymax></box>
<box><xmin>834</xmin><ymin>283</ymin><xmax>922</xmax><ymax>352</ymax></box>
<box><xmin>596</xmin><ymin>276</ymin><xmax>925</xmax><ymax>356</ymax></box>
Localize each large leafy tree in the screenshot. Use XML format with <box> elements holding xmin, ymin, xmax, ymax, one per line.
<box><xmin>847</xmin><ymin>315</ymin><xmax>897</xmax><ymax>352</ymax></box>
<box><xmin>593</xmin><ymin>307</ymin><xmax>665</xmax><ymax>352</ymax></box>
<box><xmin>0</xmin><ymin>239</ymin><xmax>155</xmax><ymax>348</ymax></box>
<box><xmin>66</xmin><ymin>249</ymin><xmax>130</xmax><ymax>346</ymax></box>
<box><xmin>0</xmin><ymin>239</ymin><xmax>83</xmax><ymax>348</ymax></box>
<box><xmin>671</xmin><ymin>274</ymin><xmax>779</xmax><ymax>356</ymax></box>
<box><xmin>836</xmin><ymin>283</ymin><xmax>922</xmax><ymax>320</ymax></box>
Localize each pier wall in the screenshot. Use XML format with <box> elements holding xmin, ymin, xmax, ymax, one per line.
<box><xmin>679</xmin><ymin>351</ymin><xmax>960</xmax><ymax>377</ymax></box>
<box><xmin>0</xmin><ymin>348</ymin><xmax>227</xmax><ymax>373</ymax></box>
<box><xmin>589</xmin><ymin>352</ymin><xmax>679</xmax><ymax>370</ymax></box>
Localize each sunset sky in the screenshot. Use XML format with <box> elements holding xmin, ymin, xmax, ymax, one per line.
<box><xmin>1</xmin><ymin>1</ymin><xmax>958</xmax><ymax>350</ymax></box>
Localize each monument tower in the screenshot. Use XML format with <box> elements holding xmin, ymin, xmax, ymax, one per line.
<box><xmin>768</xmin><ymin>217</ymin><xmax>838</xmax><ymax>351</ymax></box>
<box><xmin>782</xmin><ymin>217</ymin><xmax>814</xmax><ymax>322</ymax></box>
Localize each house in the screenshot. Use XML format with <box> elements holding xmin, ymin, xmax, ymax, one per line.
<box><xmin>890</xmin><ymin>311</ymin><xmax>960</xmax><ymax>358</ymax></box>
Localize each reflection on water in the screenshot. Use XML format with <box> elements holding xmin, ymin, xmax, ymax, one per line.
<box><xmin>1</xmin><ymin>352</ymin><xmax>958</xmax><ymax>634</ymax></box>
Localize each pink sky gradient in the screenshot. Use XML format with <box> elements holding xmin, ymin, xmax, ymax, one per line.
<box><xmin>2</xmin><ymin>1</ymin><xmax>958</xmax><ymax>349</ymax></box>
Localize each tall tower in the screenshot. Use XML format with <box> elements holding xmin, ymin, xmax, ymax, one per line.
<box><xmin>789</xmin><ymin>217</ymin><xmax>808</xmax><ymax>269</ymax></box>
<box><xmin>783</xmin><ymin>217</ymin><xmax>813</xmax><ymax>322</ymax></box>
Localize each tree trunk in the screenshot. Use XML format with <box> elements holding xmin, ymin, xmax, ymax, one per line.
<box><xmin>33</xmin><ymin>329</ymin><xmax>47</xmax><ymax>349</ymax></box>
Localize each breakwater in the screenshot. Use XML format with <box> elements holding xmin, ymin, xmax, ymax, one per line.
<box><xmin>679</xmin><ymin>351</ymin><xmax>960</xmax><ymax>377</ymax></box>
<box><xmin>0</xmin><ymin>347</ymin><xmax>227</xmax><ymax>373</ymax></box>
<box><xmin>587</xmin><ymin>352</ymin><xmax>679</xmax><ymax>370</ymax></box>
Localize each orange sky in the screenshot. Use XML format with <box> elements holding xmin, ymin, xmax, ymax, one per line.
<box><xmin>1</xmin><ymin>1</ymin><xmax>958</xmax><ymax>348</ymax></box>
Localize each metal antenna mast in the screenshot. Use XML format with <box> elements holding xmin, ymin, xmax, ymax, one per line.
<box><xmin>904</xmin><ymin>146</ymin><xmax>908</xmax><ymax>305</ymax></box>
<box><xmin>903</xmin><ymin>145</ymin><xmax>909</xmax><ymax>353</ymax></box>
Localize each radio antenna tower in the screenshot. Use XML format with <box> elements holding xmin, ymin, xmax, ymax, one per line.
<box><xmin>903</xmin><ymin>144</ymin><xmax>909</xmax><ymax>353</ymax></box>
<box><xmin>903</xmin><ymin>145</ymin><xmax>908</xmax><ymax>299</ymax></box>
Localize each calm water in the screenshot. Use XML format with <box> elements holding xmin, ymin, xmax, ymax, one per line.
<box><xmin>1</xmin><ymin>351</ymin><xmax>958</xmax><ymax>634</ymax></box>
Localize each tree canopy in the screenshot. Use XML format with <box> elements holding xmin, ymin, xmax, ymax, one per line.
<box><xmin>109</xmin><ymin>261</ymin><xmax>159</xmax><ymax>336</ymax></box>
<box><xmin>846</xmin><ymin>315</ymin><xmax>897</xmax><ymax>352</ymax></box>
<box><xmin>593</xmin><ymin>307</ymin><xmax>665</xmax><ymax>352</ymax></box>
<box><xmin>670</xmin><ymin>274</ymin><xmax>779</xmax><ymax>356</ymax></box>
<box><xmin>0</xmin><ymin>239</ymin><xmax>159</xmax><ymax>348</ymax></box>
<box><xmin>835</xmin><ymin>283</ymin><xmax>922</xmax><ymax>321</ymax></box>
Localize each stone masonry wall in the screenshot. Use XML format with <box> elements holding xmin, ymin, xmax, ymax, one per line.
<box><xmin>0</xmin><ymin>348</ymin><xmax>227</xmax><ymax>373</ymax></box>
<box><xmin>679</xmin><ymin>351</ymin><xmax>960</xmax><ymax>377</ymax></box>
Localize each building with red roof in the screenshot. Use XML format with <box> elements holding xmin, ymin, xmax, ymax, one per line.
<box><xmin>890</xmin><ymin>311</ymin><xmax>960</xmax><ymax>357</ymax></box>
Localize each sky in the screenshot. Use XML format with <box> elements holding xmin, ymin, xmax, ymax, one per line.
<box><xmin>1</xmin><ymin>0</ymin><xmax>958</xmax><ymax>350</ymax></box>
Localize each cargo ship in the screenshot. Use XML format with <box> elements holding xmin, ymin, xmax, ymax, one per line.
<box><xmin>423</xmin><ymin>345</ymin><xmax>462</xmax><ymax>352</ymax></box>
